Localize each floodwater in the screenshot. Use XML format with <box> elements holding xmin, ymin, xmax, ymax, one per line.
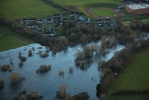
<box><xmin>0</xmin><ymin>41</ymin><xmax>124</xmax><ymax>100</ymax></box>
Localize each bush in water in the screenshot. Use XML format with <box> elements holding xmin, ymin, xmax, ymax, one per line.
<box><xmin>10</xmin><ymin>72</ymin><xmax>25</xmax><ymax>85</ymax></box>
<box><xmin>59</xmin><ymin>84</ymin><xmax>69</xmax><ymax>99</ymax></box>
<box><xmin>37</xmin><ymin>65</ymin><xmax>51</xmax><ymax>73</ymax></box>
<box><xmin>14</xmin><ymin>95</ymin><xmax>25</xmax><ymax>100</ymax></box>
<box><xmin>18</xmin><ymin>61</ymin><xmax>24</xmax><ymax>67</ymax></box>
<box><xmin>69</xmin><ymin>66</ymin><xmax>73</xmax><ymax>73</ymax></box>
<box><xmin>0</xmin><ymin>76</ymin><xmax>4</xmax><ymax>88</ymax></box>
<box><xmin>1</xmin><ymin>64</ymin><xmax>10</xmax><ymax>71</ymax></box>
<box><xmin>28</xmin><ymin>50</ymin><xmax>32</xmax><ymax>57</ymax></box>
<box><xmin>19</xmin><ymin>56</ymin><xmax>27</xmax><ymax>62</ymax></box>
<box><xmin>59</xmin><ymin>70</ymin><xmax>64</xmax><ymax>76</ymax></box>
<box><xmin>39</xmin><ymin>52</ymin><xmax>49</xmax><ymax>58</ymax></box>
<box><xmin>26</xmin><ymin>91</ymin><xmax>43</xmax><ymax>100</ymax></box>
<box><xmin>8</xmin><ymin>67</ymin><xmax>12</xmax><ymax>72</ymax></box>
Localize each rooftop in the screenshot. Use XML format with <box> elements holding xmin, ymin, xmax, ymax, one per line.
<box><xmin>127</xmin><ymin>3</ymin><xmax>149</xmax><ymax>10</ymax></box>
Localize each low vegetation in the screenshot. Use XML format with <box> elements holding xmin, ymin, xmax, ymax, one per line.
<box><xmin>18</xmin><ymin>61</ymin><xmax>24</xmax><ymax>67</ymax></box>
<box><xmin>56</xmin><ymin>84</ymin><xmax>70</xmax><ymax>99</ymax></box>
<box><xmin>106</xmin><ymin>46</ymin><xmax>149</xmax><ymax>100</ymax></box>
<box><xmin>97</xmin><ymin>38</ymin><xmax>149</xmax><ymax>99</ymax></box>
<box><xmin>0</xmin><ymin>0</ymin><xmax>62</xmax><ymax>19</ymax></box>
<box><xmin>28</xmin><ymin>50</ymin><xmax>33</xmax><ymax>57</ymax></box>
<box><xmin>10</xmin><ymin>72</ymin><xmax>25</xmax><ymax>85</ymax></box>
<box><xmin>36</xmin><ymin>65</ymin><xmax>51</xmax><ymax>73</ymax></box>
<box><xmin>59</xmin><ymin>70</ymin><xmax>64</xmax><ymax>76</ymax></box>
<box><xmin>69</xmin><ymin>66</ymin><xmax>73</xmax><ymax>73</ymax></box>
<box><xmin>19</xmin><ymin>56</ymin><xmax>27</xmax><ymax>62</ymax></box>
<box><xmin>39</xmin><ymin>52</ymin><xmax>49</xmax><ymax>58</ymax></box>
<box><xmin>1</xmin><ymin>64</ymin><xmax>11</xmax><ymax>71</ymax></box>
<box><xmin>0</xmin><ymin>26</ymin><xmax>34</xmax><ymax>52</ymax></box>
<box><xmin>26</xmin><ymin>91</ymin><xmax>43</xmax><ymax>100</ymax></box>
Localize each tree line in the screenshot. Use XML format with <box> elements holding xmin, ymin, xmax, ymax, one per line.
<box><xmin>1</xmin><ymin>17</ymin><xmax>149</xmax><ymax>54</ymax></box>
<box><xmin>97</xmin><ymin>38</ymin><xmax>149</xmax><ymax>98</ymax></box>
<box><xmin>42</xmin><ymin>0</ymin><xmax>83</xmax><ymax>14</ymax></box>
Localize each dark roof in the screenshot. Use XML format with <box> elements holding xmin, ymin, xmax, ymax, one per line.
<box><xmin>22</xmin><ymin>18</ymin><xmax>28</xmax><ymax>20</ymax></box>
<box><xmin>29</xmin><ymin>18</ymin><xmax>37</xmax><ymax>20</ymax></box>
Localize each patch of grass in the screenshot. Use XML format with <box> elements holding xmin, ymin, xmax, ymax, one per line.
<box><xmin>0</xmin><ymin>26</ymin><xmax>34</xmax><ymax>51</ymax></box>
<box><xmin>90</xmin><ymin>8</ymin><xmax>117</xmax><ymax>17</ymax></box>
<box><xmin>108</xmin><ymin>94</ymin><xmax>149</xmax><ymax>100</ymax></box>
<box><xmin>0</xmin><ymin>0</ymin><xmax>62</xmax><ymax>19</ymax></box>
<box><xmin>107</xmin><ymin>46</ymin><xmax>149</xmax><ymax>100</ymax></box>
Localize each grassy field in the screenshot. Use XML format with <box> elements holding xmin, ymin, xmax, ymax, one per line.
<box><xmin>54</xmin><ymin>0</ymin><xmax>122</xmax><ymax>16</ymax></box>
<box><xmin>54</xmin><ymin>0</ymin><xmax>122</xmax><ymax>7</ymax></box>
<box><xmin>90</xmin><ymin>8</ymin><xmax>117</xmax><ymax>17</ymax></box>
<box><xmin>107</xmin><ymin>46</ymin><xmax>149</xmax><ymax>100</ymax></box>
<box><xmin>0</xmin><ymin>26</ymin><xmax>34</xmax><ymax>51</ymax></box>
<box><xmin>0</xmin><ymin>0</ymin><xmax>62</xmax><ymax>19</ymax></box>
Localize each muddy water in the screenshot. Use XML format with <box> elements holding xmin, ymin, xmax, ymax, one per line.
<box><xmin>0</xmin><ymin>42</ymin><xmax>124</xmax><ymax>100</ymax></box>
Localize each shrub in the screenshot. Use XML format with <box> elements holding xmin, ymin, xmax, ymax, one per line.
<box><xmin>19</xmin><ymin>56</ymin><xmax>27</xmax><ymax>62</ymax></box>
<box><xmin>100</xmin><ymin>94</ymin><xmax>107</xmax><ymax>100</ymax></box>
<box><xmin>28</xmin><ymin>50</ymin><xmax>32</xmax><ymax>57</ymax></box>
<box><xmin>32</xmin><ymin>47</ymin><xmax>35</xmax><ymax>51</ymax></box>
<box><xmin>22</xmin><ymin>88</ymin><xmax>26</xmax><ymax>94</ymax></box>
<box><xmin>18</xmin><ymin>61</ymin><xmax>23</xmax><ymax>67</ymax></box>
<box><xmin>40</xmin><ymin>52</ymin><xmax>49</xmax><ymax>58</ymax></box>
<box><xmin>8</xmin><ymin>67</ymin><xmax>12</xmax><ymax>72</ymax></box>
<box><xmin>59</xmin><ymin>84</ymin><xmax>67</xmax><ymax>99</ymax></box>
<box><xmin>1</xmin><ymin>64</ymin><xmax>10</xmax><ymax>71</ymax></box>
<box><xmin>10</xmin><ymin>72</ymin><xmax>25</xmax><ymax>84</ymax></box>
<box><xmin>37</xmin><ymin>65</ymin><xmax>51</xmax><ymax>73</ymax></box>
<box><xmin>69</xmin><ymin>66</ymin><xmax>73</xmax><ymax>73</ymax></box>
<box><xmin>47</xmin><ymin>65</ymin><xmax>51</xmax><ymax>70</ymax></box>
<box><xmin>96</xmin><ymin>83</ymin><xmax>101</xmax><ymax>92</ymax></box>
<box><xmin>52</xmin><ymin>47</ymin><xmax>57</xmax><ymax>54</ymax></box>
<box><xmin>14</xmin><ymin>95</ymin><xmax>24</xmax><ymax>100</ymax></box>
<box><xmin>26</xmin><ymin>91</ymin><xmax>43</xmax><ymax>100</ymax></box>
<box><xmin>59</xmin><ymin>70</ymin><xmax>64</xmax><ymax>76</ymax></box>
<box><xmin>18</xmin><ymin>51</ymin><xmax>22</xmax><ymax>57</ymax></box>
<box><xmin>0</xmin><ymin>76</ymin><xmax>4</xmax><ymax>88</ymax></box>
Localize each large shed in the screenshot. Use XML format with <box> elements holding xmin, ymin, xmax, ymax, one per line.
<box><xmin>125</xmin><ymin>3</ymin><xmax>149</xmax><ymax>15</ymax></box>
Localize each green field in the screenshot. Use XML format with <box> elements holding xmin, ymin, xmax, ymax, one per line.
<box><xmin>107</xmin><ymin>46</ymin><xmax>149</xmax><ymax>100</ymax></box>
<box><xmin>0</xmin><ymin>0</ymin><xmax>62</xmax><ymax>19</ymax></box>
<box><xmin>90</xmin><ymin>8</ymin><xmax>117</xmax><ymax>17</ymax></box>
<box><xmin>0</xmin><ymin>26</ymin><xmax>34</xmax><ymax>51</ymax></box>
<box><xmin>54</xmin><ymin>0</ymin><xmax>122</xmax><ymax>7</ymax></box>
<box><xmin>54</xmin><ymin>0</ymin><xmax>122</xmax><ymax>15</ymax></box>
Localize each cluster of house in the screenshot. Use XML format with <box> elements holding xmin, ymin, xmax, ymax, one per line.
<box><xmin>20</xmin><ymin>13</ymin><xmax>116</xmax><ymax>36</ymax></box>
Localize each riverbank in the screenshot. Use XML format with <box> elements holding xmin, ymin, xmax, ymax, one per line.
<box><xmin>106</xmin><ymin>46</ymin><xmax>149</xmax><ymax>100</ymax></box>
<box><xmin>0</xmin><ymin>26</ymin><xmax>34</xmax><ymax>52</ymax></box>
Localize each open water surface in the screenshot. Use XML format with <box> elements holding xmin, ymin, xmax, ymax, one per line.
<box><xmin>0</xmin><ymin>41</ymin><xmax>124</xmax><ymax>100</ymax></box>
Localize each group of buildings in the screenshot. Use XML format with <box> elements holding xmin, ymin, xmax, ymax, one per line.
<box><xmin>20</xmin><ymin>13</ymin><xmax>116</xmax><ymax>36</ymax></box>
<box><xmin>20</xmin><ymin>1</ymin><xmax>149</xmax><ymax>36</ymax></box>
<box><xmin>119</xmin><ymin>1</ymin><xmax>149</xmax><ymax>15</ymax></box>
<box><xmin>125</xmin><ymin>3</ymin><xmax>149</xmax><ymax>15</ymax></box>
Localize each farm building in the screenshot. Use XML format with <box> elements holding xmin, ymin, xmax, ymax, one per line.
<box><xmin>125</xmin><ymin>3</ymin><xmax>149</xmax><ymax>15</ymax></box>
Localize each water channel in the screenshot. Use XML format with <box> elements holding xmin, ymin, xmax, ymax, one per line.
<box><xmin>0</xmin><ymin>41</ymin><xmax>124</xmax><ymax>100</ymax></box>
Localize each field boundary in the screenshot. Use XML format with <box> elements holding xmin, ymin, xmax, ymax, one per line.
<box><xmin>86</xmin><ymin>7</ymin><xmax>122</xmax><ymax>19</ymax></box>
